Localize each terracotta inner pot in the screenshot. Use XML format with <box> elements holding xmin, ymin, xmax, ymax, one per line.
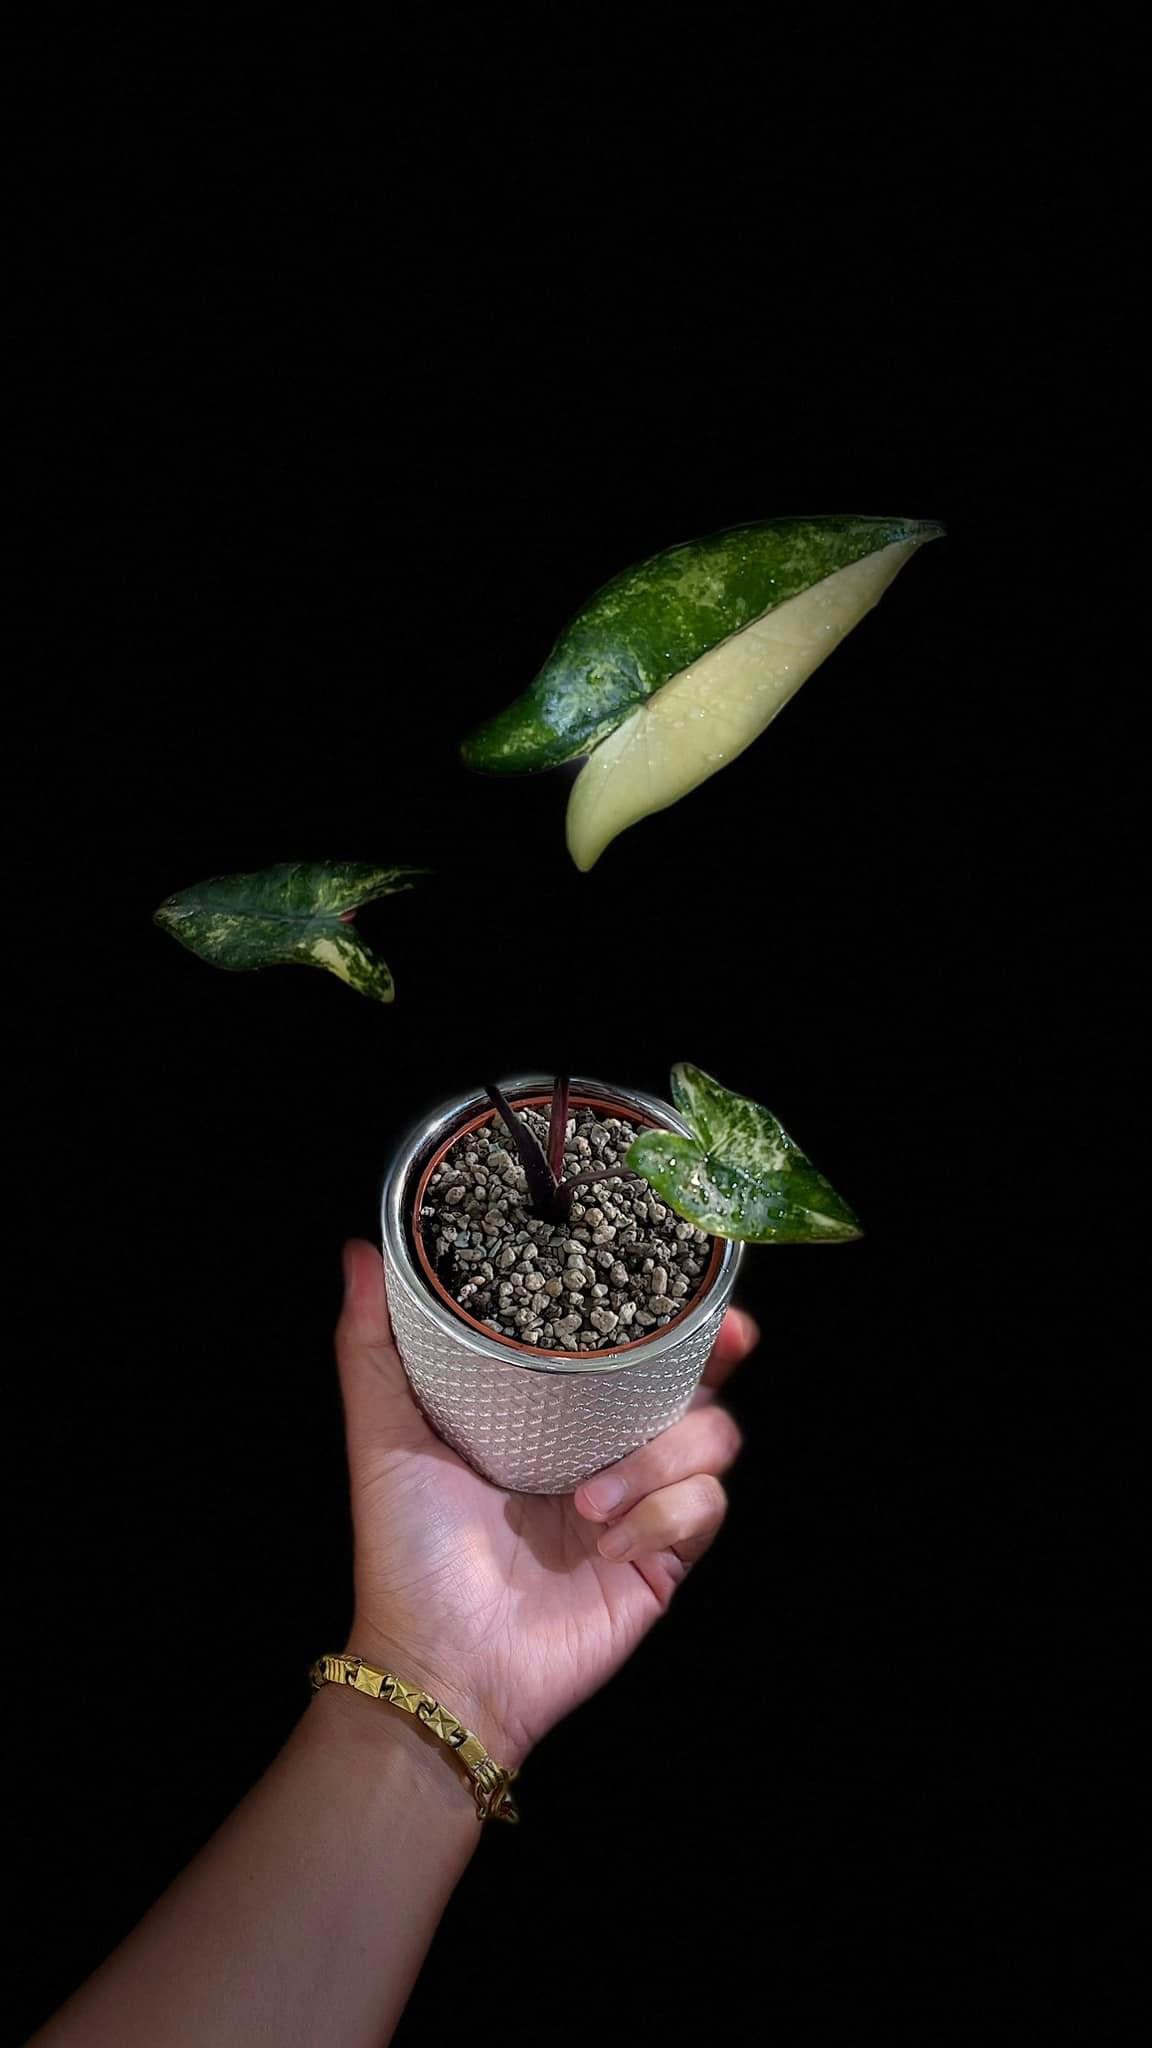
<box><xmin>410</xmin><ymin>1090</ymin><xmax>724</xmax><ymax>1360</ymax></box>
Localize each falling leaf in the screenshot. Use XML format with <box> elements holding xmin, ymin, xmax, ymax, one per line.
<box><xmin>153</xmin><ymin>860</ymin><xmax>424</xmax><ymax>1002</ymax></box>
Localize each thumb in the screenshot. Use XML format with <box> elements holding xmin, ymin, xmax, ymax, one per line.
<box><xmin>334</xmin><ymin>1239</ymin><xmax>427</xmax><ymax>1450</ymax></box>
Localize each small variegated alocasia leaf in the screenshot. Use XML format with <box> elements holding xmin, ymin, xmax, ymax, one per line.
<box><xmin>626</xmin><ymin>1061</ymin><xmax>862</xmax><ymax>1243</ymax></box>
<box><xmin>153</xmin><ymin>861</ymin><xmax>424</xmax><ymax>1002</ymax></box>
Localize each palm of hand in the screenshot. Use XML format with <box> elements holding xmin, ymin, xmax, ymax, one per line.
<box><xmin>337</xmin><ymin>1242</ymin><xmax>747</xmax><ymax>1765</ymax></box>
<box><xmin>348</xmin><ymin>1397</ymin><xmax>691</xmax><ymax>1763</ymax></box>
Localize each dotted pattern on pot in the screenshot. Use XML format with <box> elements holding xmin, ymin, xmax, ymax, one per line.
<box><xmin>382</xmin><ymin>1238</ymin><xmax>737</xmax><ymax>1495</ymax></box>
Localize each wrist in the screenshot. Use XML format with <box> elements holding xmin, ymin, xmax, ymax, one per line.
<box><xmin>306</xmin><ymin>1672</ymin><xmax>481</xmax><ymax>1826</ymax></box>
<box><xmin>339</xmin><ymin>1627</ymin><xmax>530</xmax><ymax>1770</ymax></box>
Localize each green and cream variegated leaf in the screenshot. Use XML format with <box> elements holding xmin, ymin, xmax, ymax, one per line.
<box><xmin>626</xmin><ymin>1062</ymin><xmax>862</xmax><ymax>1243</ymax></box>
<box><xmin>565</xmin><ymin>534</ymin><xmax>934</xmax><ymax>868</ymax></box>
<box><xmin>153</xmin><ymin>861</ymin><xmax>424</xmax><ymax>1002</ymax></box>
<box><xmin>458</xmin><ymin>513</ymin><xmax>943</xmax><ymax>870</ymax></box>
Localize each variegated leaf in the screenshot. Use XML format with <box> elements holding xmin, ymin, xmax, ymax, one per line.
<box><xmin>626</xmin><ymin>1061</ymin><xmax>862</xmax><ymax>1243</ymax></box>
<box><xmin>460</xmin><ymin>513</ymin><xmax>943</xmax><ymax>869</ymax></box>
<box><xmin>153</xmin><ymin>861</ymin><xmax>424</xmax><ymax>1002</ymax></box>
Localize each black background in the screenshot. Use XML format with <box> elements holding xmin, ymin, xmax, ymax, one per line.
<box><xmin>12</xmin><ymin>21</ymin><xmax>1135</xmax><ymax>2044</ymax></box>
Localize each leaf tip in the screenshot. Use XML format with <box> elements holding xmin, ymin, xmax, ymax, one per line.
<box><xmin>565</xmin><ymin>809</ymin><xmax>599</xmax><ymax>872</ymax></box>
<box><xmin>669</xmin><ymin>1059</ymin><xmax>710</xmax><ymax>1120</ymax></box>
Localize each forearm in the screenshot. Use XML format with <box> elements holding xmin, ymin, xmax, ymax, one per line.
<box><xmin>34</xmin><ymin>1682</ymin><xmax>479</xmax><ymax>2047</ymax></box>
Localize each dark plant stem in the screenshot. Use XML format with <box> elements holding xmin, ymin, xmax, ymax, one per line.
<box><xmin>548</xmin><ymin>1076</ymin><xmax>570</xmax><ymax>1182</ymax></box>
<box><xmin>482</xmin><ymin>1078</ymin><xmax>641</xmax><ymax>1226</ymax></box>
<box><xmin>483</xmin><ymin>1082</ymin><xmax>561</xmax><ymax>1219</ymax></box>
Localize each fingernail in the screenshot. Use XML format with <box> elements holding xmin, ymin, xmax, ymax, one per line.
<box><xmin>598</xmin><ymin>1523</ymin><xmax>634</xmax><ymax>1560</ymax></box>
<box><xmin>582</xmin><ymin>1472</ymin><xmax>628</xmax><ymax>1515</ymax></box>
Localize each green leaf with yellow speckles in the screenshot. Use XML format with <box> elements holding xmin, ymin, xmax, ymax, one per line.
<box><xmin>153</xmin><ymin>861</ymin><xmax>425</xmax><ymax>1003</ymax></box>
<box><xmin>460</xmin><ymin>514</ymin><xmax>943</xmax><ymax>869</ymax></box>
<box><xmin>626</xmin><ymin>1062</ymin><xmax>862</xmax><ymax>1243</ymax></box>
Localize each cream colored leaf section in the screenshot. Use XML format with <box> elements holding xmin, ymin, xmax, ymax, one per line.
<box><xmin>566</xmin><ymin>538</ymin><xmax>923</xmax><ymax>870</ymax></box>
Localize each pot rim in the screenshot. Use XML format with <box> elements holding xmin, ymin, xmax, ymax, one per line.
<box><xmin>381</xmin><ymin>1074</ymin><xmax>742</xmax><ymax>1377</ymax></box>
<box><xmin>411</xmin><ymin>1088</ymin><xmax>726</xmax><ymax>1360</ymax></box>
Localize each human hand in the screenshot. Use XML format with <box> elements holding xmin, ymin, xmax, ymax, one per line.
<box><xmin>333</xmin><ymin>1240</ymin><xmax>758</xmax><ymax>1767</ymax></box>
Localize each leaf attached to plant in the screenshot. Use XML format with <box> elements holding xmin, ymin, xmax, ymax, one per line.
<box><xmin>153</xmin><ymin>861</ymin><xmax>424</xmax><ymax>1002</ymax></box>
<box><xmin>626</xmin><ymin>1061</ymin><xmax>862</xmax><ymax>1243</ymax></box>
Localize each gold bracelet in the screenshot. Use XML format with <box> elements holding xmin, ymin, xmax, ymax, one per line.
<box><xmin>309</xmin><ymin>1653</ymin><xmax>520</xmax><ymax>1824</ymax></box>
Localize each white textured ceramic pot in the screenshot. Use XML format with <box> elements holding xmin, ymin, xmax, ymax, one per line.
<box><xmin>380</xmin><ymin>1074</ymin><xmax>743</xmax><ymax>1495</ymax></box>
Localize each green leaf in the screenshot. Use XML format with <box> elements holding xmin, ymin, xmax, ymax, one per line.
<box><xmin>153</xmin><ymin>861</ymin><xmax>424</xmax><ymax>1003</ymax></box>
<box><xmin>565</xmin><ymin>532</ymin><xmax>937</xmax><ymax>869</ymax></box>
<box><xmin>626</xmin><ymin>1062</ymin><xmax>862</xmax><ymax>1243</ymax></box>
<box><xmin>461</xmin><ymin>514</ymin><xmax>943</xmax><ymax>777</ymax></box>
